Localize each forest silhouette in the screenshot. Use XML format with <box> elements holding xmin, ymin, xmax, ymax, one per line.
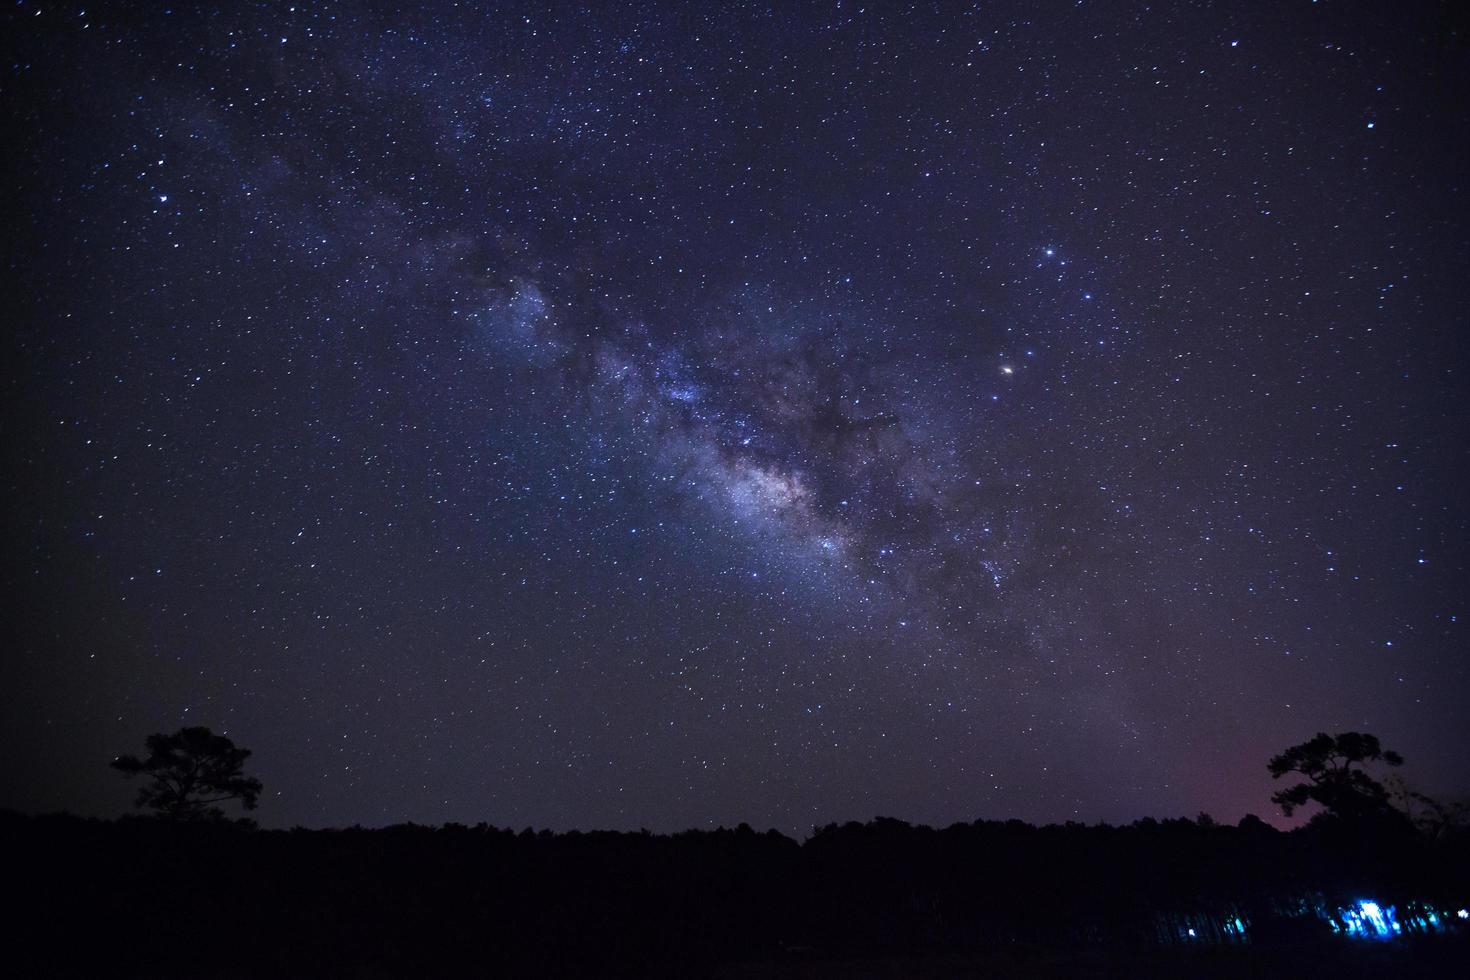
<box><xmin>4</xmin><ymin>729</ymin><xmax>1467</xmax><ymax>978</ymax></box>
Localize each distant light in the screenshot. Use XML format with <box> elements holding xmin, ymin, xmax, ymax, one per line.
<box><xmin>1459</xmin><ymin>909</ymin><xmax>1469</xmax><ymax>919</ymax></box>
<box><xmin>1367</xmin><ymin>121</ymin><xmax>1375</xmax><ymax>129</ymax></box>
<box><xmin>1359</xmin><ymin>901</ymin><xmax>1389</xmax><ymax>937</ymax></box>
<box><xmin>1001</xmin><ymin>365</ymin><xmax>1014</xmax><ymax>375</ymax></box>
<box><xmin>1341</xmin><ymin>899</ymin><xmax>1396</xmax><ymax>939</ymax></box>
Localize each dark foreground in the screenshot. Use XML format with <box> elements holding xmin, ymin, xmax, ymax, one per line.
<box><xmin>714</xmin><ymin>938</ymin><xmax>1470</xmax><ymax>980</ymax></box>
<box><xmin>5</xmin><ymin>810</ymin><xmax>1467</xmax><ymax>977</ymax></box>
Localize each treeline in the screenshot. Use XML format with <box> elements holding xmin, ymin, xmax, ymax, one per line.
<box><xmin>4</xmin><ymin>809</ymin><xmax>1467</xmax><ymax>977</ymax></box>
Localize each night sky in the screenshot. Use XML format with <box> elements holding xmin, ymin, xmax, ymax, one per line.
<box><xmin>4</xmin><ymin>1</ymin><xmax>1467</xmax><ymax>834</ymax></box>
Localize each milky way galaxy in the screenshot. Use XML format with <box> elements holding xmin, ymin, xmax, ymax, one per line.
<box><xmin>4</xmin><ymin>1</ymin><xmax>1467</xmax><ymax>833</ymax></box>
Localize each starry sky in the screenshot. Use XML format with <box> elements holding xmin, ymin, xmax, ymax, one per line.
<box><xmin>4</xmin><ymin>1</ymin><xmax>1467</xmax><ymax>834</ymax></box>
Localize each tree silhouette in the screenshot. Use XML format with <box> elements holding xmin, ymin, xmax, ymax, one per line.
<box><xmin>111</xmin><ymin>727</ymin><xmax>262</xmax><ymax>820</ymax></box>
<box><xmin>1266</xmin><ymin>731</ymin><xmax>1402</xmax><ymax>821</ymax></box>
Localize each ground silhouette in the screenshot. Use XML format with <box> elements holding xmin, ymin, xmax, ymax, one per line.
<box><xmin>6</xmin><ymin>729</ymin><xmax>1463</xmax><ymax>976</ymax></box>
<box><xmin>5</xmin><ymin>808</ymin><xmax>1466</xmax><ymax>978</ymax></box>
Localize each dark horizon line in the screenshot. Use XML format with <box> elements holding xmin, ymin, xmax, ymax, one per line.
<box><xmin>3</xmin><ymin>805</ymin><xmax>1316</xmax><ymax>841</ymax></box>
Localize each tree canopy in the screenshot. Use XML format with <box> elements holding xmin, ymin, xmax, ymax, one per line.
<box><xmin>112</xmin><ymin>726</ymin><xmax>262</xmax><ymax>821</ymax></box>
<box><xmin>1267</xmin><ymin>731</ymin><xmax>1403</xmax><ymax>821</ymax></box>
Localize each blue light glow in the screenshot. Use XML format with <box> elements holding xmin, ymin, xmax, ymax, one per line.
<box><xmin>1338</xmin><ymin>899</ymin><xmax>1398</xmax><ymax>939</ymax></box>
